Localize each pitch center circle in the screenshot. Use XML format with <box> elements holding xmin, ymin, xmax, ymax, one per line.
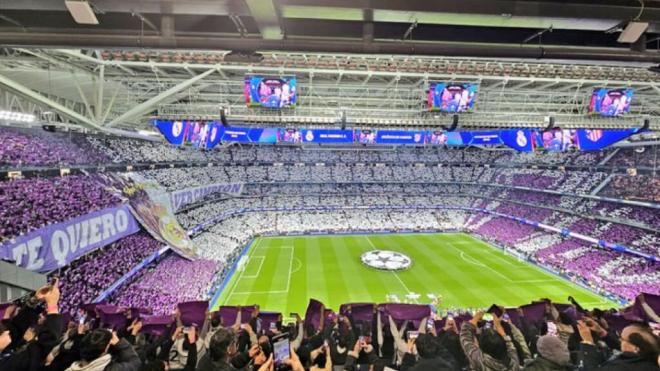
<box><xmin>361</xmin><ymin>250</ymin><xmax>412</xmax><ymax>271</ymax></box>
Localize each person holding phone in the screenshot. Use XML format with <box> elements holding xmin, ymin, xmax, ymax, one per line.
<box><xmin>460</xmin><ymin>311</ymin><xmax>520</xmax><ymax>371</ymax></box>
<box><xmin>0</xmin><ymin>279</ymin><xmax>64</xmax><ymax>371</ymax></box>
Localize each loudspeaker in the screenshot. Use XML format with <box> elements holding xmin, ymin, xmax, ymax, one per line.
<box><xmin>642</xmin><ymin>118</ymin><xmax>650</xmax><ymax>131</ymax></box>
<box><xmin>446</xmin><ymin>115</ymin><xmax>459</xmax><ymax>132</ymax></box>
<box><xmin>543</xmin><ymin>116</ymin><xmax>555</xmax><ymax>132</ymax></box>
<box><xmin>220</xmin><ymin>109</ymin><xmax>228</xmax><ymax>127</ymax></box>
<box><xmin>42</xmin><ymin>125</ymin><xmax>56</xmax><ymax>132</ymax></box>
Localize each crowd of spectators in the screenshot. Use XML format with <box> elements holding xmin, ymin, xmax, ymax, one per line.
<box><xmin>0</xmin><ymin>127</ymin><xmax>109</xmax><ymax>168</ymax></box>
<box><xmin>607</xmin><ymin>146</ymin><xmax>659</xmax><ymax>168</ymax></box>
<box><xmin>1</xmin><ymin>278</ymin><xmax>659</xmax><ymax>371</ymax></box>
<box><xmin>53</xmin><ymin>232</ymin><xmax>162</xmax><ymax>315</ymax></box>
<box><xmin>107</xmin><ymin>254</ymin><xmax>221</xmax><ymax>315</ymax></box>
<box><xmin>600</xmin><ymin>175</ymin><xmax>660</xmax><ymax>203</ymax></box>
<box><xmin>0</xmin><ymin>175</ymin><xmax>122</xmax><ymax>242</ymax></box>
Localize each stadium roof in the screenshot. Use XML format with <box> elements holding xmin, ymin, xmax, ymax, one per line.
<box><xmin>0</xmin><ymin>0</ymin><xmax>659</xmax><ymax>132</ymax></box>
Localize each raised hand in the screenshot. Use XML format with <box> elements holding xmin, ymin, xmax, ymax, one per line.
<box><xmin>577</xmin><ymin>320</ymin><xmax>594</xmax><ymax>345</ymax></box>
<box><xmin>469</xmin><ymin>311</ymin><xmax>484</xmax><ymax>326</ymax></box>
<box><xmin>492</xmin><ymin>314</ymin><xmax>506</xmax><ymax>337</ymax></box>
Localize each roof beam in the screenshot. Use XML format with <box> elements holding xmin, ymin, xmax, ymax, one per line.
<box><xmin>2</xmin><ymin>34</ymin><xmax>659</xmax><ymax>63</ymax></box>
<box><xmin>280</xmin><ymin>0</ymin><xmax>660</xmax><ymax>23</ymax></box>
<box><xmin>106</xmin><ymin>66</ymin><xmax>217</xmax><ymax>127</ymax></box>
<box><xmin>0</xmin><ymin>72</ymin><xmax>103</xmax><ymax>130</ymax></box>
<box><xmin>0</xmin><ymin>0</ymin><xmax>250</xmax><ymax>17</ymax></box>
<box><xmin>244</xmin><ymin>0</ymin><xmax>283</xmax><ymax>40</ymax></box>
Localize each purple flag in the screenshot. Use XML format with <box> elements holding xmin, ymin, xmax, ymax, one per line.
<box><xmin>99</xmin><ymin>312</ymin><xmax>127</xmax><ymax>330</ymax></box>
<box><xmin>504</xmin><ymin>308</ymin><xmax>521</xmax><ymax>327</ymax></box>
<box><xmin>129</xmin><ymin>307</ymin><xmax>153</xmax><ymax>319</ymax></box>
<box><xmin>379</xmin><ymin>304</ymin><xmax>430</xmax><ymax>321</ymax></box>
<box><xmin>304</xmin><ymin>299</ymin><xmax>325</xmax><ymax>332</ymax></box>
<box><xmin>142</xmin><ymin>315</ymin><xmax>175</xmax><ymax>336</ymax></box>
<box><xmin>218</xmin><ymin>305</ymin><xmax>257</xmax><ymax>326</ymax></box>
<box><xmin>520</xmin><ymin>302</ymin><xmax>547</xmax><ymax>322</ymax></box>
<box><xmin>603</xmin><ymin>313</ymin><xmax>634</xmax><ymax>334</ymax></box>
<box><xmin>340</xmin><ymin>303</ymin><xmax>376</xmax><ymax>323</ymax></box>
<box><xmin>177</xmin><ymin>300</ymin><xmax>208</xmax><ymax>327</ymax></box>
<box><xmin>258</xmin><ymin>312</ymin><xmax>282</xmax><ymax>334</ymax></box>
<box><xmin>378</xmin><ymin>304</ymin><xmax>431</xmax><ymax>329</ymax></box>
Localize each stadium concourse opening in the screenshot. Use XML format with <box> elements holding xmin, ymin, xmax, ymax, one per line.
<box><xmin>214</xmin><ymin>233</ymin><xmax>615</xmax><ymax>315</ymax></box>
<box><xmin>1</xmin><ymin>1</ymin><xmax>660</xmax><ymax>370</ymax></box>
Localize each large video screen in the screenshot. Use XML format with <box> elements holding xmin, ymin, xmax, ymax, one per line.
<box><xmin>277</xmin><ymin>128</ymin><xmax>302</xmax><ymax>143</ymax></box>
<box><xmin>245</xmin><ymin>76</ymin><xmax>297</xmax><ymax>108</ymax></box>
<box><xmin>428</xmin><ymin>83</ymin><xmax>477</xmax><ymax>113</ymax></box>
<box><xmin>533</xmin><ymin>128</ymin><xmax>579</xmax><ymax>152</ymax></box>
<box><xmin>588</xmin><ymin>88</ymin><xmax>633</xmax><ymax>117</ymax></box>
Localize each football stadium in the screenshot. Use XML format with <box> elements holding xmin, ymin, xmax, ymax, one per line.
<box><xmin>0</xmin><ymin>1</ymin><xmax>659</xmax><ymax>371</ymax></box>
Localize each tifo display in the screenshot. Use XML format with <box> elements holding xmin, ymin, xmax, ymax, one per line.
<box><xmin>0</xmin><ymin>125</ymin><xmax>657</xmax><ymax>371</ymax></box>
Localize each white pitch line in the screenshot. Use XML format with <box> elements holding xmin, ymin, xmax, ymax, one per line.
<box><xmin>365</xmin><ymin>236</ymin><xmax>413</xmax><ymax>295</ymax></box>
<box><xmin>225</xmin><ymin>238</ymin><xmax>262</xmax><ymax>301</ymax></box>
<box><xmin>242</xmin><ymin>256</ymin><xmax>265</xmax><ymax>279</ymax></box>
<box><xmin>291</xmin><ymin>257</ymin><xmax>302</xmax><ymax>274</ymax></box>
<box><xmin>445</xmin><ymin>240</ymin><xmax>514</xmax><ymax>282</ymax></box>
<box><xmin>285</xmin><ymin>245</ymin><xmax>295</xmax><ymax>293</ymax></box>
<box><xmin>365</xmin><ymin>236</ymin><xmax>378</xmax><ymax>251</ymax></box>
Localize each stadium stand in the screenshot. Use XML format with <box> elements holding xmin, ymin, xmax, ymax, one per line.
<box><xmin>0</xmin><ymin>127</ymin><xmax>658</xmax><ymax>371</ymax></box>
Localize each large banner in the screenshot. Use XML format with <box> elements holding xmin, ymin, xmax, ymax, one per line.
<box><xmin>376</xmin><ymin>130</ymin><xmax>426</xmax><ymax>145</ymax></box>
<box><xmin>500</xmin><ymin>129</ymin><xmax>533</xmax><ymax>152</ymax></box>
<box><xmin>171</xmin><ymin>182</ymin><xmax>244</xmax><ymax>212</ymax></box>
<box><xmin>96</xmin><ymin>173</ymin><xmax>197</xmax><ymax>259</ymax></box>
<box><xmin>221</xmin><ymin>127</ymin><xmax>278</xmax><ymax>143</ymax></box>
<box><xmin>300</xmin><ymin>129</ymin><xmax>354</xmax><ymax>143</ymax></box>
<box><xmin>576</xmin><ymin>128</ymin><xmax>641</xmax><ymax>151</ymax></box>
<box><xmin>155</xmin><ymin>121</ymin><xmax>647</xmax><ymax>152</ymax></box>
<box><xmin>0</xmin><ymin>205</ymin><xmax>139</xmax><ymax>273</ymax></box>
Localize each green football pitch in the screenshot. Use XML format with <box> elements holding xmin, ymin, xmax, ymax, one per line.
<box><xmin>212</xmin><ymin>233</ymin><xmax>615</xmax><ymax>314</ymax></box>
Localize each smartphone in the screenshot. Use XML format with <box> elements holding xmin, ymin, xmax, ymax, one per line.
<box><xmin>338</xmin><ymin>315</ymin><xmax>344</xmax><ymax>322</ymax></box>
<box><xmin>426</xmin><ymin>318</ymin><xmax>434</xmax><ymax>330</ymax></box>
<box><xmin>273</xmin><ymin>339</ymin><xmax>290</xmax><ymax>364</ymax></box>
<box><xmin>446</xmin><ymin>315</ymin><xmax>454</xmax><ymax>321</ymax></box>
<box><xmin>78</xmin><ymin>315</ymin><xmax>86</xmax><ymax>325</ymax></box>
<box><xmin>240</xmin><ymin>324</ymin><xmax>248</xmax><ymax>330</ymax></box>
<box><xmin>407</xmin><ymin>331</ymin><xmax>419</xmax><ymax>340</ymax></box>
<box><xmin>547</xmin><ymin>322</ymin><xmax>558</xmax><ymax>337</ymax></box>
<box><xmin>482</xmin><ymin>313</ymin><xmax>493</xmax><ymax>322</ymax></box>
<box><xmin>183</xmin><ymin>326</ymin><xmax>190</xmax><ymax>333</ymax></box>
<box><xmin>323</xmin><ymin>339</ymin><xmax>329</xmax><ymax>348</ymax></box>
<box><xmin>502</xmin><ymin>313</ymin><xmax>510</xmax><ymax>322</ymax></box>
<box><xmin>487</xmin><ymin>305</ymin><xmax>503</xmax><ymax>317</ymax></box>
<box><xmin>269</xmin><ymin>322</ymin><xmax>277</xmax><ymax>330</ymax></box>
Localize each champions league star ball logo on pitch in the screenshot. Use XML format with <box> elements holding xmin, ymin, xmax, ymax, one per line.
<box><xmin>305</xmin><ymin>130</ymin><xmax>314</xmax><ymax>142</ymax></box>
<box><xmin>361</xmin><ymin>250</ymin><xmax>412</xmax><ymax>271</ymax></box>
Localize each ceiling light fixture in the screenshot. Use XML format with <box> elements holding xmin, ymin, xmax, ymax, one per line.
<box><xmin>65</xmin><ymin>0</ymin><xmax>99</xmax><ymax>25</ymax></box>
